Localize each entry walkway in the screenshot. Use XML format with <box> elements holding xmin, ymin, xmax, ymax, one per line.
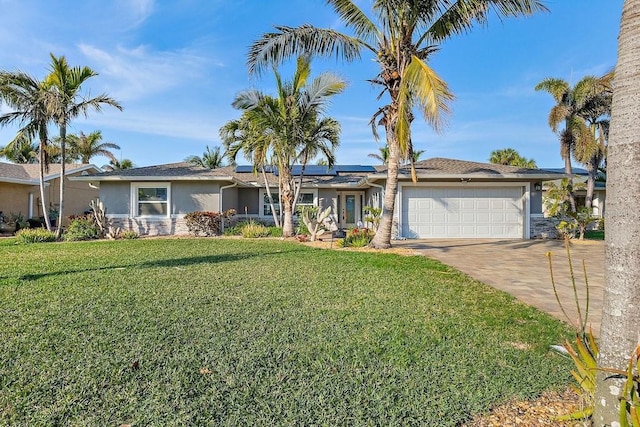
<box><xmin>393</xmin><ymin>239</ymin><xmax>605</xmax><ymax>335</ymax></box>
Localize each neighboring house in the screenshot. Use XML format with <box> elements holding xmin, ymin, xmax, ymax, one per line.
<box><xmin>0</xmin><ymin>162</ymin><xmax>101</xmax><ymax>224</ymax></box>
<box><xmin>72</xmin><ymin>158</ymin><xmax>564</xmax><ymax>239</ymax></box>
<box><xmin>540</xmin><ymin>167</ymin><xmax>607</xmax><ymax>217</ymax></box>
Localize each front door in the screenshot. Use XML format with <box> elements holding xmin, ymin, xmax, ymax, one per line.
<box><xmin>340</xmin><ymin>192</ymin><xmax>364</xmax><ymax>228</ymax></box>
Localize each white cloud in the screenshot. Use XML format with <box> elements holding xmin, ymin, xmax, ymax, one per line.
<box><xmin>116</xmin><ymin>0</ymin><xmax>155</xmax><ymax>28</ymax></box>
<box><xmin>78</xmin><ymin>43</ymin><xmax>211</xmax><ymax>101</ymax></box>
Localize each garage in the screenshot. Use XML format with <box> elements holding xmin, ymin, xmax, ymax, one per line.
<box><xmin>401</xmin><ymin>186</ymin><xmax>525</xmax><ymax>239</ymax></box>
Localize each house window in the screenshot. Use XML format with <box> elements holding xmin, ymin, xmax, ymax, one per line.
<box><xmin>260</xmin><ymin>189</ymin><xmax>317</xmax><ymax>217</ymax></box>
<box><xmin>263</xmin><ymin>192</ymin><xmax>280</xmax><ymax>216</ymax></box>
<box><xmin>133</xmin><ymin>184</ymin><xmax>170</xmax><ymax>217</ymax></box>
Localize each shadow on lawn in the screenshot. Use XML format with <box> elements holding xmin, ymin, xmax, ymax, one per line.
<box><xmin>14</xmin><ymin>249</ymin><xmax>300</xmax><ymax>282</ymax></box>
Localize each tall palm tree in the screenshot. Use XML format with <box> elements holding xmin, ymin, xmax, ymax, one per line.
<box><xmin>572</xmin><ymin>72</ymin><xmax>612</xmax><ymax>208</ymax></box>
<box><xmin>66</xmin><ymin>130</ymin><xmax>120</xmax><ymax>164</ymax></box>
<box><xmin>0</xmin><ymin>132</ymin><xmax>38</xmax><ymax>163</ymax></box>
<box><xmin>45</xmin><ymin>54</ymin><xmax>122</xmax><ymax>237</ymax></box>
<box><xmin>594</xmin><ymin>1</ymin><xmax>640</xmax><ymax>424</ymax></box>
<box><xmin>248</xmin><ymin>0</ymin><xmax>547</xmax><ymax>248</ymax></box>
<box><xmin>102</xmin><ymin>158</ymin><xmax>134</xmax><ymax>171</ymax></box>
<box><xmin>222</xmin><ymin>56</ymin><xmax>345</xmax><ymax>237</ymax></box>
<box><xmin>0</xmin><ymin>71</ymin><xmax>55</xmax><ymax>230</ymax></box>
<box><xmin>535</xmin><ymin>75</ymin><xmax>608</xmax><ymax>211</ymax></box>
<box><xmin>184</xmin><ymin>145</ymin><xmax>228</xmax><ymax>169</ymax></box>
<box><xmin>489</xmin><ymin>147</ymin><xmax>537</xmax><ymax>168</ymax></box>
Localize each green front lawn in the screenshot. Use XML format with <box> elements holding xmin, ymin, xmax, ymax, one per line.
<box><xmin>0</xmin><ymin>238</ymin><xmax>571</xmax><ymax>426</ymax></box>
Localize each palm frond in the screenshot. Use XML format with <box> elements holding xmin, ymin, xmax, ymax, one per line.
<box><xmin>248</xmin><ymin>25</ymin><xmax>366</xmax><ymax>75</ymax></box>
<box><xmin>535</xmin><ymin>78</ymin><xmax>570</xmax><ymax>103</ymax></box>
<box><xmin>396</xmin><ymin>55</ymin><xmax>453</xmax><ymax>152</ymax></box>
<box><xmin>327</xmin><ymin>0</ymin><xmax>379</xmax><ymax>41</ymax></box>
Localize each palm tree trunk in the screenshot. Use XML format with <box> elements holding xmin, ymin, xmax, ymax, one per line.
<box><xmin>280</xmin><ymin>167</ymin><xmax>295</xmax><ymax>237</ymax></box>
<box><xmin>55</xmin><ymin>125</ymin><xmax>66</xmax><ymax>239</ymax></box>
<box><xmin>585</xmin><ymin>160</ymin><xmax>597</xmax><ymax>209</ymax></box>
<box><xmin>562</xmin><ymin>127</ymin><xmax>577</xmax><ymax>212</ymax></box>
<box><xmin>261</xmin><ymin>166</ymin><xmax>281</xmax><ymax>227</ymax></box>
<box><xmin>38</xmin><ymin>134</ymin><xmax>52</xmax><ymax>232</ymax></box>
<box><xmin>370</xmin><ymin>132</ymin><xmax>399</xmax><ymax>249</ymax></box>
<box><xmin>593</xmin><ymin>1</ymin><xmax>640</xmax><ymax>423</ymax></box>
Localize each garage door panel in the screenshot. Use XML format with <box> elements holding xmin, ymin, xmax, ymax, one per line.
<box><xmin>402</xmin><ymin>186</ymin><xmax>523</xmax><ymax>238</ymax></box>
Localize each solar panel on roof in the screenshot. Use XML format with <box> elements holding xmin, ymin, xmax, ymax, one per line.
<box><xmin>236</xmin><ymin>164</ymin><xmax>375</xmax><ymax>176</ymax></box>
<box><xmin>332</xmin><ymin>165</ymin><xmax>376</xmax><ymax>173</ymax></box>
<box><xmin>235</xmin><ymin>165</ymin><xmax>277</xmax><ymax>173</ymax></box>
<box><xmin>290</xmin><ymin>165</ymin><xmax>336</xmax><ymax>176</ymax></box>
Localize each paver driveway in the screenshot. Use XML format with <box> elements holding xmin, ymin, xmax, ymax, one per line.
<box><xmin>393</xmin><ymin>239</ymin><xmax>605</xmax><ymax>335</ymax></box>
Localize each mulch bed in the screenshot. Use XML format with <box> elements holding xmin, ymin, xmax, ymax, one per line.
<box><xmin>464</xmin><ymin>388</ymin><xmax>588</xmax><ymax>426</ymax></box>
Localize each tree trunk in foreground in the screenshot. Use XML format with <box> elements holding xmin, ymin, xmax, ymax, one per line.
<box><xmin>370</xmin><ymin>133</ymin><xmax>400</xmax><ymax>249</ymax></box>
<box><xmin>593</xmin><ymin>1</ymin><xmax>640</xmax><ymax>424</ymax></box>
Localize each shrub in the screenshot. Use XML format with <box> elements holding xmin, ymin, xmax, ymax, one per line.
<box><xmin>184</xmin><ymin>209</ymin><xmax>236</xmax><ymax>236</ymax></box>
<box><xmin>295</xmin><ymin>219</ymin><xmax>310</xmax><ymax>236</ymax></box>
<box><xmin>64</xmin><ymin>216</ymin><xmax>100</xmax><ymax>241</ymax></box>
<box><xmin>267</xmin><ymin>226</ymin><xmax>283</xmax><ymax>237</ymax></box>
<box><xmin>340</xmin><ymin>227</ymin><xmax>374</xmax><ymax>247</ymax></box>
<box><xmin>223</xmin><ymin>222</ymin><xmax>243</xmax><ymax>236</ymax></box>
<box><xmin>120</xmin><ymin>230</ymin><xmax>139</xmax><ymax>239</ymax></box>
<box><xmin>15</xmin><ymin>228</ymin><xmax>57</xmax><ymax>243</ymax></box>
<box><xmin>241</xmin><ymin>220</ymin><xmax>270</xmax><ymax>238</ymax></box>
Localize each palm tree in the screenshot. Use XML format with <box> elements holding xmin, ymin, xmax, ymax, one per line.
<box><xmin>248</xmin><ymin>0</ymin><xmax>547</xmax><ymax>248</ymax></box>
<box><xmin>0</xmin><ymin>70</ymin><xmax>55</xmax><ymax>230</ymax></box>
<box><xmin>572</xmin><ymin>72</ymin><xmax>612</xmax><ymax>208</ymax></box>
<box><xmin>594</xmin><ymin>1</ymin><xmax>640</xmax><ymax>423</ymax></box>
<box><xmin>489</xmin><ymin>148</ymin><xmax>537</xmax><ymax>168</ymax></box>
<box><xmin>221</xmin><ymin>113</ymin><xmax>282</xmax><ymax>227</ymax></box>
<box><xmin>222</xmin><ymin>56</ymin><xmax>344</xmax><ymax>236</ymax></box>
<box><xmin>367</xmin><ymin>145</ymin><xmax>423</xmax><ymax>165</ymax></box>
<box><xmin>45</xmin><ymin>54</ymin><xmax>122</xmax><ymax>237</ymax></box>
<box><xmin>103</xmin><ymin>158</ymin><xmax>134</xmax><ymax>171</ymax></box>
<box><xmin>367</xmin><ymin>146</ymin><xmax>389</xmax><ymax>164</ymax></box>
<box><xmin>66</xmin><ymin>130</ymin><xmax>120</xmax><ymax>164</ymax></box>
<box><xmin>184</xmin><ymin>145</ymin><xmax>229</xmax><ymax>169</ymax></box>
<box><xmin>535</xmin><ymin>75</ymin><xmax>608</xmax><ymax>211</ymax></box>
<box><xmin>0</xmin><ymin>132</ymin><xmax>38</xmax><ymax>163</ymax></box>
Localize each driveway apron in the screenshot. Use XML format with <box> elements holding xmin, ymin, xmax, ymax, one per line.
<box><xmin>393</xmin><ymin>239</ymin><xmax>605</xmax><ymax>335</ymax></box>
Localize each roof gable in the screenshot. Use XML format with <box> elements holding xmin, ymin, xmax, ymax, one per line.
<box><xmin>0</xmin><ymin>162</ymin><xmax>100</xmax><ymax>184</ymax></box>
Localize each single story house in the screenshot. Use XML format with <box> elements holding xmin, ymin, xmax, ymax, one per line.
<box><xmin>0</xmin><ymin>162</ymin><xmax>101</xmax><ymax>224</ymax></box>
<box><xmin>71</xmin><ymin>158</ymin><xmax>565</xmax><ymax>239</ymax></box>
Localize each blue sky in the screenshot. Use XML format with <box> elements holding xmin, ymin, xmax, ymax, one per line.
<box><xmin>0</xmin><ymin>0</ymin><xmax>623</xmax><ymax>169</ymax></box>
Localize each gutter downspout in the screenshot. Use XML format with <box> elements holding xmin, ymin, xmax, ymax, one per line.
<box><xmin>219</xmin><ymin>182</ymin><xmax>237</xmax><ymax>233</ymax></box>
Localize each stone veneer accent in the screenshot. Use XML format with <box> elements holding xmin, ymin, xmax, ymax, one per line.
<box><xmin>110</xmin><ymin>217</ymin><xmax>189</xmax><ymax>236</ymax></box>
<box><xmin>530</xmin><ymin>216</ymin><xmax>560</xmax><ymax>239</ymax></box>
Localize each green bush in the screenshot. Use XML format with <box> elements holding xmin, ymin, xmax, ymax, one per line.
<box><xmin>64</xmin><ymin>216</ymin><xmax>99</xmax><ymax>241</ymax></box>
<box><xmin>15</xmin><ymin>228</ymin><xmax>57</xmax><ymax>243</ymax></box>
<box><xmin>295</xmin><ymin>219</ymin><xmax>310</xmax><ymax>236</ymax></box>
<box><xmin>241</xmin><ymin>220</ymin><xmax>270</xmax><ymax>238</ymax></box>
<box><xmin>267</xmin><ymin>226</ymin><xmax>283</xmax><ymax>237</ymax></box>
<box><xmin>120</xmin><ymin>230</ymin><xmax>139</xmax><ymax>240</ymax></box>
<box><xmin>340</xmin><ymin>227</ymin><xmax>374</xmax><ymax>248</ymax></box>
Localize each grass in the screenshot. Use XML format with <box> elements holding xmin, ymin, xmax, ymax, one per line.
<box><xmin>0</xmin><ymin>238</ymin><xmax>572</xmax><ymax>426</ymax></box>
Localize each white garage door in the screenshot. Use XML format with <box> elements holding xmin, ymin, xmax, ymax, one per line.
<box><xmin>401</xmin><ymin>187</ymin><xmax>524</xmax><ymax>238</ymax></box>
